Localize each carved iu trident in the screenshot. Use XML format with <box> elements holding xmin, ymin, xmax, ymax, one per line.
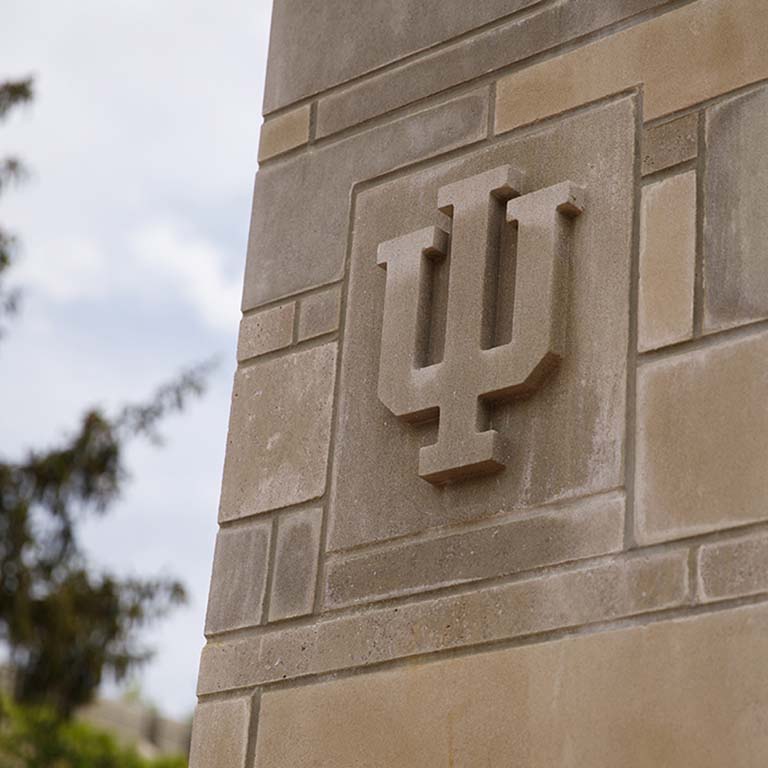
<box><xmin>376</xmin><ymin>165</ymin><xmax>585</xmax><ymax>485</ymax></box>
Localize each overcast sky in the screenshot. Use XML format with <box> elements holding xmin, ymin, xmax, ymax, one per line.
<box><xmin>1</xmin><ymin>0</ymin><xmax>273</xmax><ymax>718</ymax></box>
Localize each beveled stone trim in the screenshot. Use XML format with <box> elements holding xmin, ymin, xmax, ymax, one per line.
<box><xmin>197</xmin><ymin>549</ymin><xmax>688</xmax><ymax>694</ymax></box>
<box><xmin>495</xmin><ymin>0</ymin><xmax>768</xmax><ymax>135</ymax></box>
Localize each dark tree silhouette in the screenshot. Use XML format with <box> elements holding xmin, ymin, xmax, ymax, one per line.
<box><xmin>0</xmin><ymin>77</ymin><xmax>208</xmax><ymax>719</ymax></box>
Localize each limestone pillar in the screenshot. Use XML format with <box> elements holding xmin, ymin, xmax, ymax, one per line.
<box><xmin>191</xmin><ymin>1</ymin><xmax>768</xmax><ymax>765</ymax></box>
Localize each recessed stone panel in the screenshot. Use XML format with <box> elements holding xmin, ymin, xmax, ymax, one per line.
<box><xmin>703</xmin><ymin>83</ymin><xmax>768</xmax><ymax>333</ymax></box>
<box><xmin>328</xmin><ymin>96</ymin><xmax>635</xmax><ymax>550</ymax></box>
<box><xmin>254</xmin><ymin>604</ymin><xmax>768</xmax><ymax>768</ymax></box>
<box><xmin>636</xmin><ymin>330</ymin><xmax>768</xmax><ymax>543</ymax></box>
<box><xmin>219</xmin><ymin>343</ymin><xmax>337</xmax><ymax>521</ymax></box>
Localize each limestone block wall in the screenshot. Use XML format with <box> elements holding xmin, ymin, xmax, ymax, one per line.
<box><xmin>191</xmin><ymin>1</ymin><xmax>768</xmax><ymax>765</ymax></box>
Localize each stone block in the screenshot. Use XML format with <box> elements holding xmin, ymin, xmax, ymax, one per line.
<box><xmin>205</xmin><ymin>521</ymin><xmax>271</xmax><ymax>634</ymax></box>
<box><xmin>188</xmin><ymin>697</ymin><xmax>250</xmax><ymax>768</ymax></box>
<box><xmin>242</xmin><ymin>89</ymin><xmax>488</xmax><ymax>309</ymax></box>
<box><xmin>198</xmin><ymin>550</ymin><xmax>688</xmax><ymax>693</ymax></box>
<box><xmin>638</xmin><ymin>171</ymin><xmax>696</xmax><ymax>352</ymax></box>
<box><xmin>257</xmin><ymin>104</ymin><xmax>311</xmax><ymax>162</ymax></box>
<box><xmin>236</xmin><ymin>303</ymin><xmax>295</xmax><ymax>362</ymax></box>
<box><xmin>324</xmin><ymin>492</ymin><xmax>625</xmax><ymax>609</ymax></box>
<box><xmin>329</xmin><ymin>96</ymin><xmax>635</xmax><ymax>550</ymax></box>
<box><xmin>297</xmin><ymin>285</ymin><xmax>342</xmax><ymax>342</ymax></box>
<box><xmin>495</xmin><ymin>0</ymin><xmax>768</xmax><ymax>134</ymax></box>
<box><xmin>269</xmin><ymin>507</ymin><xmax>323</xmax><ymax>621</ymax></box>
<box><xmin>263</xmin><ymin>0</ymin><xmax>539</xmax><ymax>112</ymax></box>
<box><xmin>254</xmin><ymin>604</ymin><xmax>768</xmax><ymax>767</ymax></box>
<box><xmin>636</xmin><ymin>330</ymin><xmax>768</xmax><ymax>544</ymax></box>
<box><xmin>317</xmin><ymin>0</ymin><xmax>674</xmax><ymax>139</ymax></box>
<box><xmin>641</xmin><ymin>113</ymin><xmax>699</xmax><ymax>176</ymax></box>
<box><xmin>219</xmin><ymin>343</ymin><xmax>337</xmax><ymax>521</ymax></box>
<box><xmin>703</xmin><ymin>83</ymin><xmax>768</xmax><ymax>333</ymax></box>
<box><xmin>698</xmin><ymin>531</ymin><xmax>768</xmax><ymax>602</ymax></box>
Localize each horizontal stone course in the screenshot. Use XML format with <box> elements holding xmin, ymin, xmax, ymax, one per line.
<box><xmin>258</xmin><ymin>104</ymin><xmax>311</xmax><ymax>162</ymax></box>
<box><xmin>641</xmin><ymin>113</ymin><xmax>698</xmax><ymax>176</ymax></box>
<box><xmin>698</xmin><ymin>531</ymin><xmax>768</xmax><ymax>602</ymax></box>
<box><xmin>495</xmin><ymin>0</ymin><xmax>768</xmax><ymax>134</ymax></box>
<box><xmin>197</xmin><ymin>550</ymin><xmax>688</xmax><ymax>694</ymax></box>
<box><xmin>317</xmin><ymin>0</ymin><xmax>674</xmax><ymax>138</ymax></box>
<box><xmin>236</xmin><ymin>303</ymin><xmax>295</xmax><ymax>362</ymax></box>
<box><xmin>255</xmin><ymin>604</ymin><xmax>768</xmax><ymax>767</ymax></box>
<box><xmin>636</xmin><ymin>329</ymin><xmax>768</xmax><ymax>543</ymax></box>
<box><xmin>243</xmin><ymin>88</ymin><xmax>489</xmax><ymax>310</ymax></box>
<box><xmin>263</xmin><ymin>0</ymin><xmax>539</xmax><ymax>112</ymax></box>
<box><xmin>324</xmin><ymin>492</ymin><xmax>625</xmax><ymax>609</ymax></box>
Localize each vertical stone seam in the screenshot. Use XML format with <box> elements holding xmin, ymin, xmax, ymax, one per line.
<box><xmin>244</xmin><ymin>688</ymin><xmax>262</xmax><ymax>768</ymax></box>
<box><xmin>693</xmin><ymin>109</ymin><xmax>706</xmax><ymax>337</ymax></box>
<box><xmin>313</xmin><ymin>189</ymin><xmax>359</xmax><ymax>614</ymax></box>
<box><xmin>486</xmin><ymin>80</ymin><xmax>497</xmax><ymax>139</ymax></box>
<box><xmin>308</xmin><ymin>100</ymin><xmax>318</xmax><ymax>144</ymax></box>
<box><xmin>623</xmin><ymin>92</ymin><xmax>644</xmax><ymax>551</ymax></box>
<box><xmin>261</xmin><ymin>515</ymin><xmax>279</xmax><ymax>623</ymax></box>
<box><xmin>689</xmin><ymin>545</ymin><xmax>702</xmax><ymax>604</ymax></box>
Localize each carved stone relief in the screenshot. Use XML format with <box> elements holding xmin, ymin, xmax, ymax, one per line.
<box><xmin>377</xmin><ymin>165</ymin><xmax>584</xmax><ymax>484</ymax></box>
<box><xmin>329</xmin><ymin>96</ymin><xmax>636</xmax><ymax>551</ymax></box>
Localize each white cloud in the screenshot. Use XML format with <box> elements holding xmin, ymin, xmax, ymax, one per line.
<box><xmin>133</xmin><ymin>221</ymin><xmax>242</xmax><ymax>332</ymax></box>
<box><xmin>14</xmin><ymin>235</ymin><xmax>107</xmax><ymax>301</ymax></box>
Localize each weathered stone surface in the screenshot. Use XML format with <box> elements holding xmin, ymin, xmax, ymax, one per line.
<box><xmin>188</xmin><ymin>697</ymin><xmax>250</xmax><ymax>768</ymax></box>
<box><xmin>236</xmin><ymin>303</ymin><xmax>295</xmax><ymax>362</ymax></box>
<box><xmin>297</xmin><ymin>285</ymin><xmax>342</xmax><ymax>342</ymax></box>
<box><xmin>219</xmin><ymin>343</ymin><xmax>337</xmax><ymax>521</ymax></box>
<box><xmin>243</xmin><ymin>89</ymin><xmax>489</xmax><ymax>309</ymax></box>
<box><xmin>329</xmin><ymin>96</ymin><xmax>635</xmax><ymax>550</ymax></box>
<box><xmin>636</xmin><ymin>330</ymin><xmax>768</xmax><ymax>544</ymax></box>
<box><xmin>317</xmin><ymin>0</ymin><xmax>674</xmax><ymax>138</ymax></box>
<box><xmin>254</xmin><ymin>604</ymin><xmax>768</xmax><ymax>768</ymax></box>
<box><xmin>698</xmin><ymin>531</ymin><xmax>768</xmax><ymax>602</ymax></box>
<box><xmin>325</xmin><ymin>492</ymin><xmax>625</xmax><ymax>609</ymax></box>
<box><xmin>638</xmin><ymin>171</ymin><xmax>696</xmax><ymax>352</ymax></box>
<box><xmin>205</xmin><ymin>522</ymin><xmax>271</xmax><ymax>634</ymax></box>
<box><xmin>495</xmin><ymin>0</ymin><xmax>768</xmax><ymax>134</ymax></box>
<box><xmin>198</xmin><ymin>550</ymin><xmax>688</xmax><ymax>693</ymax></box>
<box><xmin>641</xmin><ymin>113</ymin><xmax>698</xmax><ymax>176</ymax></box>
<box><xmin>703</xmin><ymin>83</ymin><xmax>768</xmax><ymax>333</ymax></box>
<box><xmin>258</xmin><ymin>104</ymin><xmax>310</xmax><ymax>162</ymax></box>
<box><xmin>269</xmin><ymin>507</ymin><xmax>322</xmax><ymax>621</ymax></box>
<box><xmin>264</xmin><ymin>0</ymin><xmax>538</xmax><ymax>112</ymax></box>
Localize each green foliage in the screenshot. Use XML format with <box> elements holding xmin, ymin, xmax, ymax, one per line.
<box><xmin>0</xmin><ymin>363</ymin><xmax>212</xmax><ymax>718</ymax></box>
<box><xmin>0</xmin><ymin>75</ymin><xmax>211</xmax><ymax>721</ymax></box>
<box><xmin>0</xmin><ymin>697</ymin><xmax>186</xmax><ymax>768</ymax></box>
<box><xmin>0</xmin><ymin>78</ymin><xmax>32</xmax><ymax>338</ymax></box>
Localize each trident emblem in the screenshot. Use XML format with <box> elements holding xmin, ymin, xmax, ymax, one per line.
<box><xmin>376</xmin><ymin>165</ymin><xmax>584</xmax><ymax>485</ymax></box>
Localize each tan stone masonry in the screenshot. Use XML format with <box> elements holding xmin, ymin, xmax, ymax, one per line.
<box><xmin>192</xmin><ymin>1</ymin><xmax>768</xmax><ymax>764</ymax></box>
